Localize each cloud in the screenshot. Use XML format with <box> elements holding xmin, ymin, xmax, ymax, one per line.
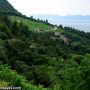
<box><xmin>8</xmin><ymin>0</ymin><xmax>90</xmax><ymax>15</ymax></box>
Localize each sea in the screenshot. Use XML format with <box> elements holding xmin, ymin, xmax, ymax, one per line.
<box><xmin>59</xmin><ymin>23</ymin><xmax>90</xmax><ymax>32</ymax></box>
<box><xmin>51</xmin><ymin>21</ymin><xmax>90</xmax><ymax>32</ymax></box>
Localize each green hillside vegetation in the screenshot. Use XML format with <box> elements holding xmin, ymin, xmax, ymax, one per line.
<box><xmin>0</xmin><ymin>0</ymin><xmax>20</xmax><ymax>15</ymax></box>
<box><xmin>9</xmin><ymin>16</ymin><xmax>56</xmax><ymax>31</ymax></box>
<box><xmin>0</xmin><ymin>16</ymin><xmax>90</xmax><ymax>90</ymax></box>
<box><xmin>0</xmin><ymin>0</ymin><xmax>90</xmax><ymax>90</ymax></box>
<box><xmin>0</xmin><ymin>64</ymin><xmax>46</xmax><ymax>90</ymax></box>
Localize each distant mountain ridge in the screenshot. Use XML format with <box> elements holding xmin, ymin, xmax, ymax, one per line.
<box><xmin>32</xmin><ymin>14</ymin><xmax>90</xmax><ymax>23</ymax></box>
<box><xmin>0</xmin><ymin>0</ymin><xmax>21</xmax><ymax>15</ymax></box>
<box><xmin>32</xmin><ymin>14</ymin><xmax>90</xmax><ymax>32</ymax></box>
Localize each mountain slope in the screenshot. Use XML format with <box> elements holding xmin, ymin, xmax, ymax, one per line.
<box><xmin>0</xmin><ymin>1</ymin><xmax>90</xmax><ymax>90</ymax></box>
<box><xmin>0</xmin><ymin>0</ymin><xmax>20</xmax><ymax>15</ymax></box>
<box><xmin>0</xmin><ymin>15</ymin><xmax>90</xmax><ymax>90</ymax></box>
<box><xmin>9</xmin><ymin>16</ymin><xmax>55</xmax><ymax>31</ymax></box>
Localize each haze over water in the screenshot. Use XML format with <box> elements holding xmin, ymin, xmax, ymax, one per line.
<box><xmin>61</xmin><ymin>23</ymin><xmax>90</xmax><ymax>32</ymax></box>
<box><xmin>52</xmin><ymin>22</ymin><xmax>90</xmax><ymax>32</ymax></box>
<box><xmin>33</xmin><ymin>15</ymin><xmax>90</xmax><ymax>32</ymax></box>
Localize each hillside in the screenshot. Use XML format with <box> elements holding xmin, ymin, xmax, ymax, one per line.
<box><xmin>0</xmin><ymin>0</ymin><xmax>90</xmax><ymax>90</ymax></box>
<box><xmin>0</xmin><ymin>0</ymin><xmax>20</xmax><ymax>15</ymax></box>
<box><xmin>0</xmin><ymin>15</ymin><xmax>90</xmax><ymax>90</ymax></box>
<box><xmin>9</xmin><ymin>16</ymin><xmax>90</xmax><ymax>55</ymax></box>
<box><xmin>9</xmin><ymin>16</ymin><xmax>54</xmax><ymax>31</ymax></box>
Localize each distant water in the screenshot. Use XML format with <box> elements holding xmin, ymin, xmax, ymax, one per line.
<box><xmin>51</xmin><ymin>21</ymin><xmax>90</xmax><ymax>32</ymax></box>
<box><xmin>59</xmin><ymin>23</ymin><xmax>90</xmax><ymax>32</ymax></box>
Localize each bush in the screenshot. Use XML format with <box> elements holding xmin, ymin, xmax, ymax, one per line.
<box><xmin>0</xmin><ymin>64</ymin><xmax>47</xmax><ymax>90</ymax></box>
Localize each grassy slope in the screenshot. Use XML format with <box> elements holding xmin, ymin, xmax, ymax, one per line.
<box><xmin>9</xmin><ymin>16</ymin><xmax>64</xmax><ymax>32</ymax></box>
<box><xmin>10</xmin><ymin>16</ymin><xmax>53</xmax><ymax>31</ymax></box>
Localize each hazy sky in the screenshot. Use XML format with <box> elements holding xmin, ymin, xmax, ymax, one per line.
<box><xmin>8</xmin><ymin>0</ymin><xmax>90</xmax><ymax>16</ymax></box>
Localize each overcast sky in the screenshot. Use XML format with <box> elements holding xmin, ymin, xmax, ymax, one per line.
<box><xmin>8</xmin><ymin>0</ymin><xmax>90</xmax><ymax>16</ymax></box>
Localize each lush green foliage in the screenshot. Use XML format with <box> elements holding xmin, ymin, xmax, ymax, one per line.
<box><xmin>0</xmin><ymin>15</ymin><xmax>90</xmax><ymax>90</ymax></box>
<box><xmin>0</xmin><ymin>64</ymin><xmax>46</xmax><ymax>90</ymax></box>
<box><xmin>0</xmin><ymin>1</ymin><xmax>90</xmax><ymax>90</ymax></box>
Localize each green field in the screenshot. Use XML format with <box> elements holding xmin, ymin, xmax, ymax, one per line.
<box><xmin>9</xmin><ymin>16</ymin><xmax>54</xmax><ymax>31</ymax></box>
<box><xmin>9</xmin><ymin>16</ymin><xmax>64</xmax><ymax>33</ymax></box>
